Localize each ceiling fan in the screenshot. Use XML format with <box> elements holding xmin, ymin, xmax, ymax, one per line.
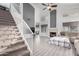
<box><xmin>41</xmin><ymin>3</ymin><xmax>57</xmax><ymax>11</ymax></box>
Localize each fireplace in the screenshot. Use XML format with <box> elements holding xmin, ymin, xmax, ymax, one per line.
<box><xmin>50</xmin><ymin>32</ymin><xmax>56</xmax><ymax>37</ymax></box>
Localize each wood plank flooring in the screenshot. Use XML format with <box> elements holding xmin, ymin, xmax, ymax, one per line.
<box><xmin>32</xmin><ymin>36</ymin><xmax>75</xmax><ymax>56</ymax></box>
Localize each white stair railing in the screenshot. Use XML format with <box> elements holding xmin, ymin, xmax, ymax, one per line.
<box><xmin>10</xmin><ymin>4</ymin><xmax>33</xmax><ymax>55</ymax></box>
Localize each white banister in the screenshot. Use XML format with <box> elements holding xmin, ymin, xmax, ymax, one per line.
<box><xmin>10</xmin><ymin>4</ymin><xmax>33</xmax><ymax>55</ymax></box>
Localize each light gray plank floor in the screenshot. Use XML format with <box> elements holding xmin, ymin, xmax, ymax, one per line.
<box><xmin>32</xmin><ymin>36</ymin><xmax>75</xmax><ymax>56</ymax></box>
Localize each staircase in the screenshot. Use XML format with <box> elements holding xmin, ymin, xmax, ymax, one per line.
<box><xmin>0</xmin><ymin>9</ymin><xmax>30</xmax><ymax>56</ymax></box>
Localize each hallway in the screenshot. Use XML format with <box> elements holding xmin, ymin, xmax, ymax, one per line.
<box><xmin>33</xmin><ymin>36</ymin><xmax>74</xmax><ymax>56</ymax></box>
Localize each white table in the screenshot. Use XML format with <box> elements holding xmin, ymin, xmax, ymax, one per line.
<box><xmin>49</xmin><ymin>36</ymin><xmax>71</xmax><ymax>48</ymax></box>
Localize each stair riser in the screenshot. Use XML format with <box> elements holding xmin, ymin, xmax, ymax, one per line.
<box><xmin>0</xmin><ymin>17</ymin><xmax>13</xmax><ymax>20</ymax></box>
<box><xmin>5</xmin><ymin>48</ymin><xmax>30</xmax><ymax>56</ymax></box>
<box><xmin>0</xmin><ymin>22</ymin><xmax>15</xmax><ymax>24</ymax></box>
<box><xmin>9</xmin><ymin>41</ymin><xmax>25</xmax><ymax>48</ymax></box>
<box><xmin>0</xmin><ymin>20</ymin><xmax>15</xmax><ymax>22</ymax></box>
<box><xmin>0</xmin><ymin>47</ymin><xmax>27</xmax><ymax>56</ymax></box>
<box><xmin>0</xmin><ymin>24</ymin><xmax>16</xmax><ymax>26</ymax></box>
<box><xmin>0</xmin><ymin>9</ymin><xmax>13</xmax><ymax>20</ymax></box>
<box><xmin>0</xmin><ymin>9</ymin><xmax>30</xmax><ymax>56</ymax></box>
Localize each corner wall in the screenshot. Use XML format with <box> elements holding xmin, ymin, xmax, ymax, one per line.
<box><xmin>23</xmin><ymin>3</ymin><xmax>35</xmax><ymax>28</ymax></box>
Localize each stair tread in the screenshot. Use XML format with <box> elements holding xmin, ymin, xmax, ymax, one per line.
<box><xmin>10</xmin><ymin>40</ymin><xmax>24</xmax><ymax>45</ymax></box>
<box><xmin>0</xmin><ymin>39</ymin><xmax>24</xmax><ymax>46</ymax></box>
<box><xmin>0</xmin><ymin>9</ymin><xmax>30</xmax><ymax>56</ymax></box>
<box><xmin>5</xmin><ymin>48</ymin><xmax>30</xmax><ymax>56</ymax></box>
<box><xmin>0</xmin><ymin>43</ymin><xmax>27</xmax><ymax>55</ymax></box>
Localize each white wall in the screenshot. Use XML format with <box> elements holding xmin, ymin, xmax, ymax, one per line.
<box><xmin>40</xmin><ymin>11</ymin><xmax>50</xmax><ymax>36</ymax></box>
<box><xmin>30</xmin><ymin>4</ymin><xmax>41</xmax><ymax>32</ymax></box>
<box><xmin>31</xmin><ymin>4</ymin><xmax>50</xmax><ymax>36</ymax></box>
<box><xmin>56</xmin><ymin>4</ymin><xmax>63</xmax><ymax>33</ymax></box>
<box><xmin>63</xmin><ymin>13</ymin><xmax>79</xmax><ymax>23</ymax></box>
<box><xmin>23</xmin><ymin>3</ymin><xmax>35</xmax><ymax>28</ymax></box>
<box><xmin>56</xmin><ymin>4</ymin><xmax>79</xmax><ymax>33</ymax></box>
<box><xmin>30</xmin><ymin>3</ymin><xmax>63</xmax><ymax>36</ymax></box>
<box><xmin>61</xmin><ymin>11</ymin><xmax>79</xmax><ymax>32</ymax></box>
<box><xmin>31</xmin><ymin>3</ymin><xmax>63</xmax><ymax>36</ymax></box>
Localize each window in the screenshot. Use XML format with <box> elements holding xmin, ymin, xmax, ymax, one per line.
<box><xmin>41</xmin><ymin>25</ymin><xmax>47</xmax><ymax>33</ymax></box>
<box><xmin>50</xmin><ymin>10</ymin><xmax>56</xmax><ymax>28</ymax></box>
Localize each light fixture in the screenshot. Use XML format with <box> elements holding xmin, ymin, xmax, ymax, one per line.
<box><xmin>47</xmin><ymin>6</ymin><xmax>56</xmax><ymax>11</ymax></box>
<box><xmin>42</xmin><ymin>3</ymin><xmax>57</xmax><ymax>11</ymax></box>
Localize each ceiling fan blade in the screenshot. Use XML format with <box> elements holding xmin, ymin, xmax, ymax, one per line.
<box><xmin>51</xmin><ymin>5</ymin><xmax>57</xmax><ymax>7</ymax></box>
<box><xmin>43</xmin><ymin>7</ymin><xmax>47</xmax><ymax>10</ymax></box>
<box><xmin>42</xmin><ymin>3</ymin><xmax>48</xmax><ymax>6</ymax></box>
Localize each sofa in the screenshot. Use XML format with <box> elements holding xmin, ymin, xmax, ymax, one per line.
<box><xmin>74</xmin><ymin>40</ymin><xmax>79</xmax><ymax>55</ymax></box>
<box><xmin>60</xmin><ymin>32</ymin><xmax>79</xmax><ymax>43</ymax></box>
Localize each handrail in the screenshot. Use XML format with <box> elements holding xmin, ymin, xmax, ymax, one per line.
<box><xmin>22</xmin><ymin>16</ymin><xmax>33</xmax><ymax>34</ymax></box>
<box><xmin>10</xmin><ymin>4</ymin><xmax>33</xmax><ymax>55</ymax></box>
<box><xmin>10</xmin><ymin>4</ymin><xmax>33</xmax><ymax>34</ymax></box>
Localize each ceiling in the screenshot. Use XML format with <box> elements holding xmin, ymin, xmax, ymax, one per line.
<box><xmin>31</xmin><ymin>3</ymin><xmax>79</xmax><ymax>17</ymax></box>
<box><xmin>60</xmin><ymin>3</ymin><xmax>79</xmax><ymax>16</ymax></box>
<box><xmin>1</xmin><ymin>3</ymin><xmax>79</xmax><ymax>17</ymax></box>
<box><xmin>31</xmin><ymin>3</ymin><xmax>79</xmax><ymax>11</ymax></box>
